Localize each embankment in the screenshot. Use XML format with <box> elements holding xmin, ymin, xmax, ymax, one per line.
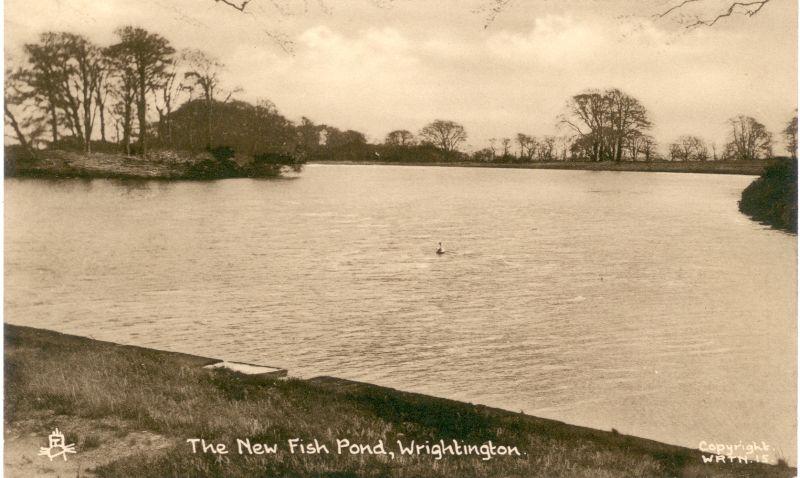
<box><xmin>4</xmin><ymin>324</ymin><xmax>793</xmax><ymax>477</ymax></box>
<box><xmin>739</xmin><ymin>157</ymin><xmax>798</xmax><ymax>233</ymax></box>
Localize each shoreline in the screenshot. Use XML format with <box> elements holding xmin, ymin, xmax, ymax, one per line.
<box><xmin>4</xmin><ymin>149</ymin><xmax>771</xmax><ymax>181</ymax></box>
<box><xmin>4</xmin><ymin>323</ymin><xmax>794</xmax><ymax>477</ymax></box>
<box><xmin>310</xmin><ymin>159</ymin><xmax>770</xmax><ymax>175</ymax></box>
<box><xmin>4</xmin><ymin>149</ymin><xmax>297</xmax><ymax>181</ymax></box>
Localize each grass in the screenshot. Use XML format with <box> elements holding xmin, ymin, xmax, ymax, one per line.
<box><xmin>5</xmin><ymin>324</ymin><xmax>795</xmax><ymax>477</ymax></box>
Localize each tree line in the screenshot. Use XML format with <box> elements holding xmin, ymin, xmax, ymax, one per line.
<box><xmin>4</xmin><ymin>27</ymin><xmax>796</xmax><ymax>166</ymax></box>
<box><xmin>372</xmin><ymin>90</ymin><xmax>794</xmax><ymax>164</ymax></box>
<box><xmin>4</xmin><ymin>26</ymin><xmax>306</xmax><ymax>167</ymax></box>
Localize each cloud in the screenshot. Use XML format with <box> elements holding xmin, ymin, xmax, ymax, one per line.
<box><xmin>4</xmin><ymin>0</ymin><xmax>797</xmax><ymax>151</ymax></box>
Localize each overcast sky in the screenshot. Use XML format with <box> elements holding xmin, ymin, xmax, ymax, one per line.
<box><xmin>5</xmin><ymin>0</ymin><xmax>798</xmax><ymax>152</ymax></box>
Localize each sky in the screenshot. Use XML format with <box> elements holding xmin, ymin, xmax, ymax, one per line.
<box><xmin>4</xmin><ymin>0</ymin><xmax>798</xmax><ymax>152</ymax></box>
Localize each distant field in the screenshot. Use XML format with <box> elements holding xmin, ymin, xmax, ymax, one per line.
<box><xmin>4</xmin><ymin>324</ymin><xmax>794</xmax><ymax>477</ymax></box>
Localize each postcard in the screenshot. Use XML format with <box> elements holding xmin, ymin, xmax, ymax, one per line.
<box><xmin>3</xmin><ymin>1</ymin><xmax>797</xmax><ymax>476</ymax></box>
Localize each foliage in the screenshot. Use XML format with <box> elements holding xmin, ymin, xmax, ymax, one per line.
<box><xmin>739</xmin><ymin>157</ymin><xmax>797</xmax><ymax>233</ymax></box>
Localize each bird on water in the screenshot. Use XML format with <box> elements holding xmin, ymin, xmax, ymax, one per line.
<box><xmin>436</xmin><ymin>242</ymin><xmax>445</xmax><ymax>255</ymax></box>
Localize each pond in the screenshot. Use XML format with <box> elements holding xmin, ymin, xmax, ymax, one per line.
<box><xmin>5</xmin><ymin>164</ymin><xmax>796</xmax><ymax>462</ymax></box>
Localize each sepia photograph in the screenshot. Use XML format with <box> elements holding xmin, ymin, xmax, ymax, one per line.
<box><xmin>2</xmin><ymin>0</ymin><xmax>798</xmax><ymax>476</ymax></box>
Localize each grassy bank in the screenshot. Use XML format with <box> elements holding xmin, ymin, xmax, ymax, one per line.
<box><xmin>4</xmin><ymin>324</ymin><xmax>793</xmax><ymax>477</ymax></box>
<box><xmin>311</xmin><ymin>159</ymin><xmax>771</xmax><ymax>175</ymax></box>
<box><xmin>739</xmin><ymin>157</ymin><xmax>798</xmax><ymax>233</ymax></box>
<box><xmin>4</xmin><ymin>148</ymin><xmax>302</xmax><ymax>180</ymax></box>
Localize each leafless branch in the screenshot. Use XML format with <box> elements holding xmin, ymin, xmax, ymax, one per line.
<box><xmin>685</xmin><ymin>0</ymin><xmax>770</xmax><ymax>27</ymax></box>
<box><xmin>656</xmin><ymin>0</ymin><xmax>771</xmax><ymax>28</ymax></box>
<box><xmin>215</xmin><ymin>0</ymin><xmax>252</xmax><ymax>12</ymax></box>
<box><xmin>653</xmin><ymin>0</ymin><xmax>703</xmax><ymax>19</ymax></box>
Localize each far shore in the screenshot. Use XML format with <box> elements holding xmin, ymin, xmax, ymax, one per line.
<box><xmin>4</xmin><ymin>324</ymin><xmax>794</xmax><ymax>477</ymax></box>
<box><xmin>4</xmin><ymin>148</ymin><xmax>772</xmax><ymax>181</ymax></box>
<box><xmin>311</xmin><ymin>159</ymin><xmax>771</xmax><ymax>175</ymax></box>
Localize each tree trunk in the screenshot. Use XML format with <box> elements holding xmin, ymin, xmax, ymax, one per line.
<box><xmin>137</xmin><ymin>68</ymin><xmax>147</xmax><ymax>155</ymax></box>
<box><xmin>83</xmin><ymin>90</ymin><xmax>92</xmax><ymax>153</ymax></box>
<box><xmin>5</xmin><ymin>104</ymin><xmax>31</xmax><ymax>152</ymax></box>
<box><xmin>48</xmin><ymin>102</ymin><xmax>59</xmax><ymax>144</ymax></box>
<box><xmin>123</xmin><ymin>100</ymin><xmax>132</xmax><ymax>156</ymax></box>
<box><xmin>96</xmin><ymin>84</ymin><xmax>106</xmax><ymax>142</ymax></box>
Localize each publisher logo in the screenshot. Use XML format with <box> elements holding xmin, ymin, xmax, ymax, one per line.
<box><xmin>38</xmin><ymin>428</ymin><xmax>77</xmax><ymax>461</ymax></box>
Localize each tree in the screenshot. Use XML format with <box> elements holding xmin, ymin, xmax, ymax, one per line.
<box><xmin>5</xmin><ymin>66</ymin><xmax>37</xmax><ymax>153</ymax></box>
<box><xmin>419</xmin><ymin>120</ymin><xmax>467</xmax><ymax>153</ymax></box>
<box><xmin>627</xmin><ymin>132</ymin><xmax>656</xmax><ymax>161</ymax></box>
<box><xmin>724</xmin><ymin>115</ymin><xmax>772</xmax><ymax>160</ymax></box>
<box><xmin>17</xmin><ymin>32</ymin><xmax>71</xmax><ymax>143</ymax></box>
<box><xmin>108</xmin><ymin>27</ymin><xmax>175</xmax><ymax>155</ymax></box>
<box><xmin>182</xmin><ymin>49</ymin><xmax>240</xmax><ymax>148</ymax></box>
<box><xmin>500</xmin><ymin>137</ymin><xmax>512</xmax><ymax>157</ymax></box>
<box><xmin>560</xmin><ymin>88</ymin><xmax>651</xmax><ymax>162</ymax></box>
<box><xmin>536</xmin><ymin>136</ymin><xmax>556</xmax><ymax>161</ymax></box>
<box><xmin>784</xmin><ymin>114</ymin><xmax>797</xmax><ymax>160</ymax></box>
<box><xmin>560</xmin><ymin>90</ymin><xmax>607</xmax><ymax>161</ymax></box>
<box><xmin>106</xmin><ymin>45</ymin><xmax>139</xmax><ymax>155</ymax></box>
<box><xmin>14</xmin><ymin>32</ymin><xmax>106</xmax><ymax>151</ymax></box>
<box><xmin>62</xmin><ymin>33</ymin><xmax>104</xmax><ymax>152</ymax></box>
<box><xmin>606</xmin><ymin>88</ymin><xmax>651</xmax><ymax>161</ymax></box>
<box><xmin>94</xmin><ymin>53</ymin><xmax>113</xmax><ymax>143</ymax></box>
<box><xmin>516</xmin><ymin>133</ymin><xmax>536</xmax><ymax>160</ymax></box>
<box><xmin>297</xmin><ymin>116</ymin><xmax>325</xmax><ymax>154</ymax></box>
<box><xmin>385</xmin><ymin>129</ymin><xmax>415</xmax><ymax>146</ymax></box>
<box><xmin>669</xmin><ymin>135</ymin><xmax>709</xmax><ymax>161</ymax></box>
<box><xmin>152</xmin><ymin>50</ymin><xmax>188</xmax><ymax>147</ymax></box>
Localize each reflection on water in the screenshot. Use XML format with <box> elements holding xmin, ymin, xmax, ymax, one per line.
<box><xmin>5</xmin><ymin>165</ymin><xmax>797</xmax><ymax>462</ymax></box>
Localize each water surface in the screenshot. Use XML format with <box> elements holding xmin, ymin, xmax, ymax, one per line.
<box><xmin>5</xmin><ymin>165</ymin><xmax>796</xmax><ymax>462</ymax></box>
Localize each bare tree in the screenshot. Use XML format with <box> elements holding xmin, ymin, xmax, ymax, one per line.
<box><xmin>784</xmin><ymin>113</ymin><xmax>797</xmax><ymax>160</ymax></box>
<box><xmin>669</xmin><ymin>135</ymin><xmax>709</xmax><ymax>161</ymax></box>
<box><xmin>724</xmin><ymin>115</ymin><xmax>772</xmax><ymax>160</ymax></box>
<box><xmin>152</xmin><ymin>50</ymin><xmax>188</xmax><ymax>147</ymax></box>
<box><xmin>561</xmin><ymin>88</ymin><xmax>651</xmax><ymax>162</ymax></box>
<box><xmin>516</xmin><ymin>133</ymin><xmax>536</xmax><ymax>160</ymax></box>
<box><xmin>182</xmin><ymin>49</ymin><xmax>241</xmax><ymax>148</ymax></box>
<box><xmin>419</xmin><ymin>120</ymin><xmax>467</xmax><ymax>153</ymax></box>
<box><xmin>606</xmin><ymin>88</ymin><xmax>651</xmax><ymax>161</ymax></box>
<box><xmin>106</xmin><ymin>47</ymin><xmax>139</xmax><ymax>155</ymax></box>
<box><xmin>627</xmin><ymin>132</ymin><xmax>657</xmax><ymax>161</ymax></box>
<box><xmin>500</xmin><ymin>137</ymin><xmax>512</xmax><ymax>156</ymax></box>
<box><xmin>94</xmin><ymin>53</ymin><xmax>113</xmax><ymax>143</ymax></box>
<box><xmin>385</xmin><ymin>129</ymin><xmax>415</xmax><ymax>146</ymax></box>
<box><xmin>4</xmin><ymin>66</ymin><xmax>36</xmax><ymax>153</ymax></box>
<box><xmin>62</xmin><ymin>33</ymin><xmax>105</xmax><ymax>152</ymax></box>
<box><xmin>536</xmin><ymin>136</ymin><xmax>556</xmax><ymax>161</ymax></box>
